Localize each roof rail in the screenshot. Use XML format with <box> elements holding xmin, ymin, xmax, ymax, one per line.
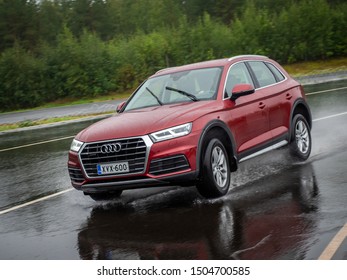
<box><xmin>228</xmin><ymin>55</ymin><xmax>268</xmax><ymax>61</ymax></box>
<box><xmin>155</xmin><ymin>66</ymin><xmax>178</xmax><ymax>74</ymax></box>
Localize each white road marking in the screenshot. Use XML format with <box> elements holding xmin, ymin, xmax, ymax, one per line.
<box><xmin>319</xmin><ymin>223</ymin><xmax>347</xmax><ymax>260</ymax></box>
<box><xmin>0</xmin><ymin>135</ymin><xmax>75</xmax><ymax>153</ymax></box>
<box><xmin>306</xmin><ymin>86</ymin><xmax>347</xmax><ymax>96</ymax></box>
<box><xmin>0</xmin><ymin>189</ymin><xmax>73</xmax><ymax>216</ymax></box>
<box><xmin>313</xmin><ymin>111</ymin><xmax>347</xmax><ymax>122</ymax></box>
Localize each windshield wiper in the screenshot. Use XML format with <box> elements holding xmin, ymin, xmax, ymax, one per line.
<box><xmin>165</xmin><ymin>86</ymin><xmax>198</xmax><ymax>102</ymax></box>
<box><xmin>146</xmin><ymin>87</ymin><xmax>163</xmax><ymax>106</ymax></box>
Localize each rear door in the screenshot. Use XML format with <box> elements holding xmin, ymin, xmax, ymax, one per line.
<box><xmin>247</xmin><ymin>61</ymin><xmax>290</xmax><ymax>140</ymax></box>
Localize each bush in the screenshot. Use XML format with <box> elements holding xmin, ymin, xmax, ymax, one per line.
<box><xmin>169</xmin><ymin>14</ymin><xmax>233</xmax><ymax>65</ymax></box>
<box><xmin>229</xmin><ymin>0</ymin><xmax>346</xmax><ymax>63</ymax></box>
<box><xmin>42</xmin><ymin>27</ymin><xmax>119</xmax><ymax>99</ymax></box>
<box><xmin>0</xmin><ymin>44</ymin><xmax>46</xmax><ymax>111</ymax></box>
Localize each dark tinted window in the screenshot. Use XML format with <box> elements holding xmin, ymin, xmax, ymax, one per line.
<box><xmin>225</xmin><ymin>62</ymin><xmax>254</xmax><ymax>98</ymax></box>
<box><xmin>248</xmin><ymin>61</ymin><xmax>276</xmax><ymax>88</ymax></box>
<box><xmin>266</xmin><ymin>62</ymin><xmax>285</xmax><ymax>81</ymax></box>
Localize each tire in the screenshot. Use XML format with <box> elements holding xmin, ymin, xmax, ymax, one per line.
<box><xmin>289</xmin><ymin>114</ymin><xmax>312</xmax><ymax>161</ymax></box>
<box><xmin>85</xmin><ymin>191</ymin><xmax>123</xmax><ymax>201</ymax></box>
<box><xmin>196</xmin><ymin>138</ymin><xmax>231</xmax><ymax>198</ymax></box>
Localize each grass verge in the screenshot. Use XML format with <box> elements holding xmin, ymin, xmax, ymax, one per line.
<box><xmin>0</xmin><ymin>112</ymin><xmax>113</xmax><ymax>132</ymax></box>
<box><xmin>283</xmin><ymin>57</ymin><xmax>347</xmax><ymax>77</ymax></box>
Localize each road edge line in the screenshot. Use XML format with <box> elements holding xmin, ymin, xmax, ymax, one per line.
<box><xmin>0</xmin><ymin>136</ymin><xmax>75</xmax><ymax>153</ymax></box>
<box><xmin>318</xmin><ymin>223</ymin><xmax>347</xmax><ymax>260</ymax></box>
<box><xmin>306</xmin><ymin>86</ymin><xmax>347</xmax><ymax>96</ymax></box>
<box><xmin>312</xmin><ymin>111</ymin><xmax>347</xmax><ymax>122</ymax></box>
<box><xmin>0</xmin><ymin>189</ymin><xmax>73</xmax><ymax>216</ymax></box>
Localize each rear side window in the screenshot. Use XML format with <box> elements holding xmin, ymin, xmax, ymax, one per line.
<box><xmin>265</xmin><ymin>62</ymin><xmax>285</xmax><ymax>81</ymax></box>
<box><xmin>248</xmin><ymin>61</ymin><xmax>277</xmax><ymax>88</ymax></box>
<box><xmin>225</xmin><ymin>62</ymin><xmax>254</xmax><ymax>98</ymax></box>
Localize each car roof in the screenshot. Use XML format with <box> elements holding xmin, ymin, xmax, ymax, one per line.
<box><xmin>152</xmin><ymin>55</ymin><xmax>269</xmax><ymax>77</ymax></box>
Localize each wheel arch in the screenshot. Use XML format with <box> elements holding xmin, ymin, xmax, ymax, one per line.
<box><xmin>290</xmin><ymin>99</ymin><xmax>312</xmax><ymax>142</ymax></box>
<box><xmin>196</xmin><ymin>120</ymin><xmax>238</xmax><ymax>176</ymax></box>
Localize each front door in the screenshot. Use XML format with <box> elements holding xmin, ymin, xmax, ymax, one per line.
<box><xmin>224</xmin><ymin>62</ymin><xmax>270</xmax><ymax>155</ymax></box>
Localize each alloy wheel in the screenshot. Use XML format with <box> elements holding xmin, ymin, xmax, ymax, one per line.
<box><xmin>211</xmin><ymin>146</ymin><xmax>228</xmax><ymax>189</ymax></box>
<box><xmin>295</xmin><ymin>120</ymin><xmax>310</xmax><ymax>154</ymax></box>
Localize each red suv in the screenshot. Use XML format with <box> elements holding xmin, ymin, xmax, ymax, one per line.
<box><xmin>68</xmin><ymin>55</ymin><xmax>312</xmax><ymax>200</ymax></box>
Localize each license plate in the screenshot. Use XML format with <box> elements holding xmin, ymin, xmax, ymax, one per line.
<box><xmin>97</xmin><ymin>162</ymin><xmax>129</xmax><ymax>175</ymax></box>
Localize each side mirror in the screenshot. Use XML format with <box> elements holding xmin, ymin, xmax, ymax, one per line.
<box><xmin>230</xmin><ymin>84</ymin><xmax>255</xmax><ymax>101</ymax></box>
<box><xmin>116</xmin><ymin>101</ymin><xmax>126</xmax><ymax>113</ymax></box>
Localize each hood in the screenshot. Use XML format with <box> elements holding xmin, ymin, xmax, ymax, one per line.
<box><xmin>76</xmin><ymin>101</ymin><xmax>216</xmax><ymax>142</ymax></box>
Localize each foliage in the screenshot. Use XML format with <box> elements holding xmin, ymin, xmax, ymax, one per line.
<box><xmin>229</xmin><ymin>0</ymin><xmax>346</xmax><ymax>63</ymax></box>
<box><xmin>0</xmin><ymin>44</ymin><xmax>46</xmax><ymax>110</ymax></box>
<box><xmin>169</xmin><ymin>13</ymin><xmax>233</xmax><ymax>65</ymax></box>
<box><xmin>41</xmin><ymin>27</ymin><xmax>118</xmax><ymax>100</ymax></box>
<box><xmin>0</xmin><ymin>0</ymin><xmax>346</xmax><ymax>111</ymax></box>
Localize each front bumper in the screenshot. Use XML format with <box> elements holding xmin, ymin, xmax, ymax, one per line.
<box><xmin>68</xmin><ymin>131</ymin><xmax>200</xmax><ymax>193</ymax></box>
<box><xmin>78</xmin><ymin>171</ymin><xmax>198</xmax><ymax>194</ymax></box>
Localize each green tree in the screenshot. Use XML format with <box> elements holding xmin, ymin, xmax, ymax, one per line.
<box><xmin>329</xmin><ymin>3</ymin><xmax>347</xmax><ymax>56</ymax></box>
<box><xmin>38</xmin><ymin>0</ymin><xmax>64</xmax><ymax>45</ymax></box>
<box><xmin>0</xmin><ymin>43</ymin><xmax>46</xmax><ymax>110</ymax></box>
<box><xmin>282</xmin><ymin>0</ymin><xmax>334</xmax><ymax>61</ymax></box>
<box><xmin>230</xmin><ymin>1</ymin><xmax>274</xmax><ymax>56</ymax></box>
<box><xmin>42</xmin><ymin>26</ymin><xmax>120</xmax><ymax>99</ymax></box>
<box><xmin>67</xmin><ymin>0</ymin><xmax>93</xmax><ymax>37</ymax></box>
<box><xmin>0</xmin><ymin>0</ymin><xmax>39</xmax><ymax>51</ymax></box>
<box><xmin>107</xmin><ymin>0</ymin><xmax>182</xmax><ymax>36</ymax></box>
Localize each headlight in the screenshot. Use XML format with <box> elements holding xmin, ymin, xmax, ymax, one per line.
<box><xmin>70</xmin><ymin>139</ymin><xmax>84</xmax><ymax>152</ymax></box>
<box><xmin>150</xmin><ymin>123</ymin><xmax>192</xmax><ymax>143</ymax></box>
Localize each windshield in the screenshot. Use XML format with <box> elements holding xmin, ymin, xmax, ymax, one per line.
<box><xmin>124</xmin><ymin>67</ymin><xmax>222</xmax><ymax>111</ymax></box>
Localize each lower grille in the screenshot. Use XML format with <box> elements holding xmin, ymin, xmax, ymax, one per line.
<box><xmin>149</xmin><ymin>155</ymin><xmax>190</xmax><ymax>176</ymax></box>
<box><xmin>79</xmin><ymin>137</ymin><xmax>149</xmax><ymax>178</ymax></box>
<box><xmin>68</xmin><ymin>167</ymin><xmax>85</xmax><ymax>183</ymax></box>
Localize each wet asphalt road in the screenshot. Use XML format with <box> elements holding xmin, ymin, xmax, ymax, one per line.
<box><xmin>0</xmin><ymin>80</ymin><xmax>347</xmax><ymax>260</ymax></box>
<box><xmin>0</xmin><ymin>99</ymin><xmax>125</xmax><ymax>125</ymax></box>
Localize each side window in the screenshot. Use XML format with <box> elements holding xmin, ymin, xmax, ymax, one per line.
<box><xmin>248</xmin><ymin>61</ymin><xmax>277</xmax><ymax>88</ymax></box>
<box><xmin>225</xmin><ymin>62</ymin><xmax>254</xmax><ymax>98</ymax></box>
<box><xmin>265</xmin><ymin>62</ymin><xmax>285</xmax><ymax>82</ymax></box>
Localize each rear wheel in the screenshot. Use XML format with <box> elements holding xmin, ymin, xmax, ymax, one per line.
<box><xmin>197</xmin><ymin>138</ymin><xmax>230</xmax><ymax>198</ymax></box>
<box><xmin>85</xmin><ymin>191</ymin><xmax>123</xmax><ymax>201</ymax></box>
<box><xmin>289</xmin><ymin>114</ymin><xmax>311</xmax><ymax>161</ymax></box>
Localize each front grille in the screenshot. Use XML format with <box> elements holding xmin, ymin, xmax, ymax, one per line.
<box><xmin>79</xmin><ymin>137</ymin><xmax>148</xmax><ymax>177</ymax></box>
<box><xmin>149</xmin><ymin>155</ymin><xmax>190</xmax><ymax>176</ymax></box>
<box><xmin>68</xmin><ymin>167</ymin><xmax>85</xmax><ymax>183</ymax></box>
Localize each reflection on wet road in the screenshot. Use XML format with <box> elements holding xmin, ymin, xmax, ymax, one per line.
<box><xmin>77</xmin><ymin>163</ymin><xmax>319</xmax><ymax>260</ymax></box>
<box><xmin>0</xmin><ymin>80</ymin><xmax>346</xmax><ymax>259</ymax></box>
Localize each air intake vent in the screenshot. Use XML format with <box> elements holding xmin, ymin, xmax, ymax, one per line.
<box><xmin>68</xmin><ymin>167</ymin><xmax>84</xmax><ymax>183</ymax></box>
<box><xmin>149</xmin><ymin>155</ymin><xmax>190</xmax><ymax>176</ymax></box>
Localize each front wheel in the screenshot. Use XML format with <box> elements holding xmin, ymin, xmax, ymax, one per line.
<box><xmin>196</xmin><ymin>138</ymin><xmax>230</xmax><ymax>198</ymax></box>
<box><xmin>289</xmin><ymin>114</ymin><xmax>312</xmax><ymax>161</ymax></box>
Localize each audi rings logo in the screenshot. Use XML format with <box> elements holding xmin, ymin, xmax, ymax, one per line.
<box><xmin>100</xmin><ymin>143</ymin><xmax>122</xmax><ymax>153</ymax></box>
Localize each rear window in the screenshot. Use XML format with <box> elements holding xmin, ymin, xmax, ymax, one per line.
<box><xmin>265</xmin><ymin>62</ymin><xmax>285</xmax><ymax>82</ymax></box>
<box><xmin>248</xmin><ymin>61</ymin><xmax>277</xmax><ymax>88</ymax></box>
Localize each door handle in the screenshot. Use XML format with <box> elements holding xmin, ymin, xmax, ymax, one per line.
<box><xmin>286</xmin><ymin>92</ymin><xmax>292</xmax><ymax>100</ymax></box>
<box><xmin>258</xmin><ymin>102</ymin><xmax>266</xmax><ymax>109</ymax></box>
